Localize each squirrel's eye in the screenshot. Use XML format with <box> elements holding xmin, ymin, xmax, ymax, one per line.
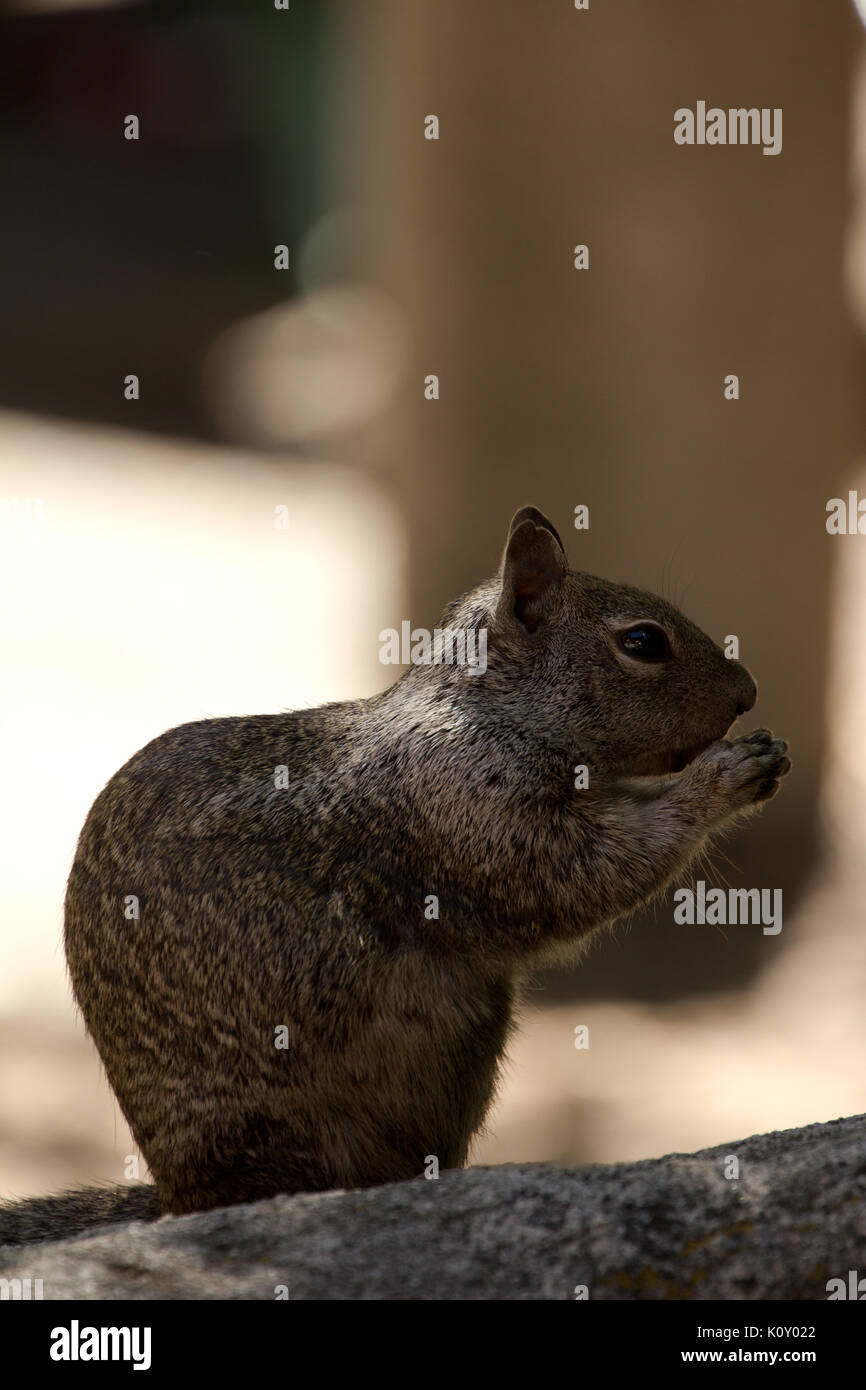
<box><xmin>618</xmin><ymin>624</ymin><xmax>672</xmax><ymax>662</ymax></box>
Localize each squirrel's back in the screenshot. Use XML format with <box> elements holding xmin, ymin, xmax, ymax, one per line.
<box><xmin>64</xmin><ymin>703</ymin><xmax>513</xmax><ymax>1215</ymax></box>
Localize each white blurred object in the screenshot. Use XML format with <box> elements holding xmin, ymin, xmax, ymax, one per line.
<box><xmin>204</xmin><ymin>284</ymin><xmax>411</xmax><ymax>446</ymax></box>
<box><xmin>0</xmin><ymin>411</ymin><xmax>404</xmax><ymax>1016</ymax></box>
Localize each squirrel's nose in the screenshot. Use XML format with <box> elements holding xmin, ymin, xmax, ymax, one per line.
<box><xmin>735</xmin><ymin>670</ymin><xmax>758</xmax><ymax>715</ymax></box>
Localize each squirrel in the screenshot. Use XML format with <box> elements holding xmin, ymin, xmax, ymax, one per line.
<box><xmin>0</xmin><ymin>506</ymin><xmax>789</xmax><ymax>1244</ymax></box>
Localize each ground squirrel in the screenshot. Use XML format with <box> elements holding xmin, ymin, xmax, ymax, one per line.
<box><xmin>0</xmin><ymin>506</ymin><xmax>789</xmax><ymax>1243</ymax></box>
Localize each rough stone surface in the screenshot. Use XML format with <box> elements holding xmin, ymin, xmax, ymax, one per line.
<box><xmin>1</xmin><ymin>1114</ymin><xmax>863</xmax><ymax>1299</ymax></box>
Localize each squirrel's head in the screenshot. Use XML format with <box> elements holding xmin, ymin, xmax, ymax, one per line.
<box><xmin>448</xmin><ymin>506</ymin><xmax>757</xmax><ymax>780</ymax></box>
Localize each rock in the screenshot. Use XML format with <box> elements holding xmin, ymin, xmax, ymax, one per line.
<box><xmin>1</xmin><ymin>1114</ymin><xmax>863</xmax><ymax>1299</ymax></box>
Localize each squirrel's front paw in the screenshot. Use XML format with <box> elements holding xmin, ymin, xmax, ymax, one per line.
<box><xmin>687</xmin><ymin>729</ymin><xmax>791</xmax><ymax>819</ymax></box>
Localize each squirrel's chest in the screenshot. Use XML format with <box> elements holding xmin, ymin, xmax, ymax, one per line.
<box><xmin>346</xmin><ymin>958</ymin><xmax>513</xmax><ymax>1149</ymax></box>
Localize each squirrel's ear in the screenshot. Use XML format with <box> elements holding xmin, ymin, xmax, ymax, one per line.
<box><xmin>506</xmin><ymin>506</ymin><xmax>566</xmax><ymax>552</ymax></box>
<box><xmin>496</xmin><ymin>507</ymin><xmax>568</xmax><ymax>635</ymax></box>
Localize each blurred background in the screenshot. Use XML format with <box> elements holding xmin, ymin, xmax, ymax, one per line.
<box><xmin>2</xmin><ymin>0</ymin><xmax>866</xmax><ymax>1199</ymax></box>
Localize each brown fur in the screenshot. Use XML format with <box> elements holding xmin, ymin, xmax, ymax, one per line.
<box><xmin>2</xmin><ymin>507</ymin><xmax>789</xmax><ymax>1241</ymax></box>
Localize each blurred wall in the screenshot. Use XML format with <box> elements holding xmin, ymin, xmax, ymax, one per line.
<box><xmin>2</xmin><ymin>1</ymin><xmax>862</xmax><ymax>1007</ymax></box>
<box><xmin>350</xmin><ymin>0</ymin><xmax>866</xmax><ymax>997</ymax></box>
<box><xmin>2</xmin><ymin>0</ymin><xmax>866</xmax><ymax>1198</ymax></box>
